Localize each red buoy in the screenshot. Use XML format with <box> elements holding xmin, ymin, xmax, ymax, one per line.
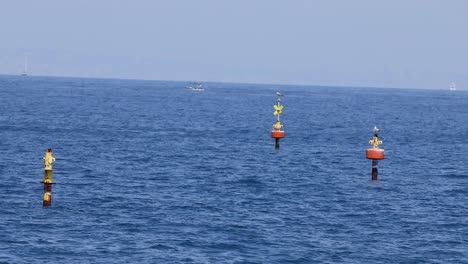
<box><xmin>272</xmin><ymin>92</ymin><xmax>285</xmax><ymax>149</ymax></box>
<box><xmin>367</xmin><ymin>127</ymin><xmax>384</xmax><ymax>180</ymax></box>
<box><xmin>271</xmin><ymin>130</ymin><xmax>285</xmax><ymax>139</ymax></box>
<box><xmin>366</xmin><ymin>148</ymin><xmax>384</xmax><ymax>160</ymax></box>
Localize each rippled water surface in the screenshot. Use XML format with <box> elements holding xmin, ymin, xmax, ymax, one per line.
<box><xmin>0</xmin><ymin>75</ymin><xmax>467</xmax><ymax>263</ymax></box>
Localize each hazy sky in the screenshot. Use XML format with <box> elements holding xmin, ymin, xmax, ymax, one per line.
<box><xmin>0</xmin><ymin>0</ymin><xmax>467</xmax><ymax>89</ymax></box>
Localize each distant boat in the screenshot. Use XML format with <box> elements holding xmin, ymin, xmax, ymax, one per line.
<box><xmin>449</xmin><ymin>82</ymin><xmax>457</xmax><ymax>91</ymax></box>
<box><xmin>186</xmin><ymin>82</ymin><xmax>205</xmax><ymax>91</ymax></box>
<box><xmin>21</xmin><ymin>55</ymin><xmax>28</xmax><ymax>76</ymax></box>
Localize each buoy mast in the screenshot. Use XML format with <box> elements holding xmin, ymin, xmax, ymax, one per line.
<box><xmin>42</xmin><ymin>149</ymin><xmax>56</xmax><ymax>206</ymax></box>
<box><xmin>271</xmin><ymin>92</ymin><xmax>285</xmax><ymax>149</ymax></box>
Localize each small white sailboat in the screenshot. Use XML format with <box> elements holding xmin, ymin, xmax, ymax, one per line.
<box><xmin>449</xmin><ymin>82</ymin><xmax>457</xmax><ymax>91</ymax></box>
<box><xmin>21</xmin><ymin>55</ymin><xmax>28</xmax><ymax>76</ymax></box>
<box><xmin>186</xmin><ymin>82</ymin><xmax>205</xmax><ymax>91</ymax></box>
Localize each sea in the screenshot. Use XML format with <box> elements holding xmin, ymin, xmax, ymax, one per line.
<box><xmin>0</xmin><ymin>75</ymin><xmax>466</xmax><ymax>263</ymax></box>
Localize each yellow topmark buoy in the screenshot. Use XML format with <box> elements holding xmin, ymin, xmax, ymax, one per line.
<box><xmin>43</xmin><ymin>149</ymin><xmax>55</xmax><ymax>207</ymax></box>
<box><xmin>271</xmin><ymin>92</ymin><xmax>285</xmax><ymax>149</ymax></box>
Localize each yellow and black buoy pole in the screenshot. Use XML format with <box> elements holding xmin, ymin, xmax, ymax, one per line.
<box><xmin>42</xmin><ymin>148</ymin><xmax>56</xmax><ymax>207</ymax></box>
<box><xmin>271</xmin><ymin>92</ymin><xmax>285</xmax><ymax>149</ymax></box>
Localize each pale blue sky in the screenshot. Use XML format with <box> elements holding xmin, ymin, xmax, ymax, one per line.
<box><xmin>0</xmin><ymin>0</ymin><xmax>467</xmax><ymax>89</ymax></box>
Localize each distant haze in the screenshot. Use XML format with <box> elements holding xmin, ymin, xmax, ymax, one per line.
<box><xmin>1</xmin><ymin>0</ymin><xmax>467</xmax><ymax>89</ymax></box>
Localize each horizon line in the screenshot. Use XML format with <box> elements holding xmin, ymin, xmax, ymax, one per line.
<box><xmin>0</xmin><ymin>72</ymin><xmax>456</xmax><ymax>92</ymax></box>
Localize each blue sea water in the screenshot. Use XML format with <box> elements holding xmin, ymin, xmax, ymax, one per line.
<box><xmin>0</xmin><ymin>75</ymin><xmax>467</xmax><ymax>263</ymax></box>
